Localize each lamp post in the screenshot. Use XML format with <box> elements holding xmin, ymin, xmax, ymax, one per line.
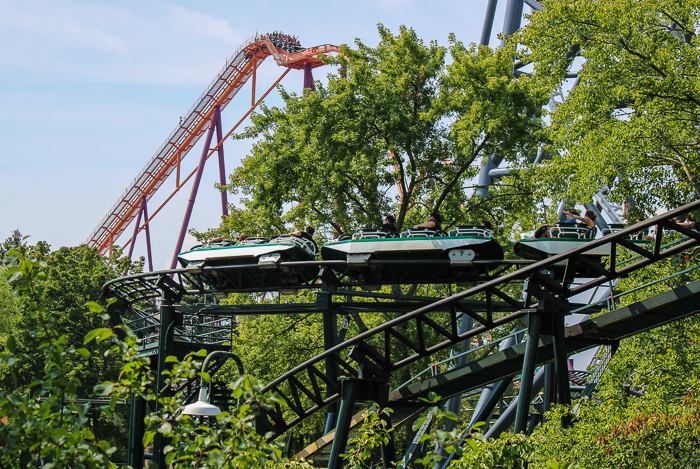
<box><xmin>182</xmin><ymin>351</ymin><xmax>244</xmax><ymax>417</ymax></box>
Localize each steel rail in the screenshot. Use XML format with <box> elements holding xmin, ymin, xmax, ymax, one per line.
<box><xmin>251</xmin><ymin>200</ymin><xmax>700</xmax><ymax>436</ymax></box>
<box><xmin>87</xmin><ymin>35</ymin><xmax>340</xmax><ymax>255</ymax></box>
<box><xmin>102</xmin><ymin>258</ymin><xmax>526</xmax><ymax>304</ymax></box>
<box><xmin>119</xmin><ymin>67</ymin><xmax>292</xmax><ymax>252</ymax></box>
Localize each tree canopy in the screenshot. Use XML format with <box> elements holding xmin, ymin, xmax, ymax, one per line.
<box><xmin>0</xmin><ymin>232</ymin><xmax>142</xmax><ymax>393</ymax></box>
<box><xmin>517</xmin><ymin>0</ymin><xmax>700</xmax><ymax>215</ymax></box>
<box><xmin>196</xmin><ymin>25</ymin><xmax>546</xmax><ymax>241</ymax></box>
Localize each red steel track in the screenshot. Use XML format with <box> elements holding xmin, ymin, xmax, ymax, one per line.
<box><xmin>86</xmin><ymin>34</ymin><xmax>340</xmax><ymax>255</ymax></box>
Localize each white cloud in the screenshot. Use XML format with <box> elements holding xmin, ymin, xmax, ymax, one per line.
<box><xmin>0</xmin><ymin>0</ymin><xmax>129</xmax><ymax>54</ymax></box>
<box><xmin>0</xmin><ymin>1</ymin><xmax>252</xmax><ymax>86</ymax></box>
<box><xmin>166</xmin><ymin>5</ymin><xmax>242</xmax><ymax>45</ymax></box>
<box><xmin>373</xmin><ymin>0</ymin><xmax>416</xmax><ymax>9</ymax></box>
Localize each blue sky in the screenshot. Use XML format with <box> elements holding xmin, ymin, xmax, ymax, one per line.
<box><xmin>0</xmin><ymin>0</ymin><xmax>521</xmax><ymax>268</ymax></box>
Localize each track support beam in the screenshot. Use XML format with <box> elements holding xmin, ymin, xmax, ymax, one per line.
<box><xmin>169</xmin><ymin>105</ymin><xmax>227</xmax><ymax>270</ymax></box>
<box><xmin>328</xmin><ymin>378</ymin><xmax>359</xmax><ymax>469</ymax></box>
<box><xmin>514</xmin><ymin>312</ymin><xmax>542</xmax><ymax>433</ymax></box>
<box><xmin>321</xmin><ymin>286</ymin><xmax>340</xmax><ymax>435</ymax></box>
<box><xmin>328</xmin><ymin>373</ymin><xmax>395</xmax><ymax>469</ymax></box>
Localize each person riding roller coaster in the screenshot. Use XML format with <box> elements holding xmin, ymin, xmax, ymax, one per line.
<box><xmin>380</xmin><ymin>215</ymin><xmax>397</xmax><ymax>233</ymax></box>
<box><xmin>563</xmin><ymin>208</ymin><xmax>580</xmax><ymax>223</ymax></box>
<box><xmin>565</xmin><ymin>209</ymin><xmax>597</xmax><ymax>228</ymax></box>
<box><xmin>534</xmin><ymin>209</ymin><xmax>597</xmax><ymax>239</ymax></box>
<box><xmin>288</xmin><ymin>226</ymin><xmax>315</xmax><ymax>241</ymax></box>
<box><xmin>413</xmin><ymin>212</ymin><xmax>443</xmax><ymax>231</ymax></box>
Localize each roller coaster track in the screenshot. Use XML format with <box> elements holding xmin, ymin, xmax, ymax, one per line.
<box><xmin>103</xmin><ymin>201</ymin><xmax>700</xmax><ymax>435</ymax></box>
<box><xmin>86</xmin><ymin>34</ymin><xmax>340</xmax><ymax>255</ymax></box>
<box><xmin>299</xmin><ymin>277</ymin><xmax>700</xmax><ymax>465</ymax></box>
<box><xmin>104</xmin><ymin>200</ymin><xmax>700</xmax><ymax>469</ymax></box>
<box><xmin>250</xmin><ymin>200</ymin><xmax>700</xmax><ymax>437</ymax></box>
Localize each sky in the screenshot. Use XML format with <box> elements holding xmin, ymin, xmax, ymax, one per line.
<box><xmin>0</xmin><ymin>0</ymin><xmax>521</xmax><ymax>269</ymax></box>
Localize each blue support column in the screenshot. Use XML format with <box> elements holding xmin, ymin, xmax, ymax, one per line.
<box><xmin>479</xmin><ymin>0</ymin><xmax>499</xmax><ymax>46</ymax></box>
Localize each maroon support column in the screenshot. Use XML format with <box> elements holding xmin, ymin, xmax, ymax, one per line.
<box><xmin>127</xmin><ymin>198</ymin><xmax>144</xmax><ymax>260</ymax></box>
<box><xmin>303</xmin><ymin>62</ymin><xmax>315</xmax><ymax>91</ymax></box>
<box><xmin>126</xmin><ymin>196</ymin><xmax>154</xmax><ymax>272</ymax></box>
<box><xmin>141</xmin><ymin>196</ymin><xmax>154</xmax><ymax>272</ymax></box>
<box><xmin>215</xmin><ymin>109</ymin><xmax>228</xmax><ymax>217</ymax></box>
<box><xmin>169</xmin><ymin>105</ymin><xmax>222</xmax><ymax>270</ymax></box>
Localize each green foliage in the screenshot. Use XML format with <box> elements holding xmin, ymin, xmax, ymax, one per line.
<box><xmin>196</xmin><ymin>25</ymin><xmax>546</xmax><ymax>242</ymax></box>
<box><xmin>1</xmin><ymin>237</ymin><xmax>142</xmax><ymax>395</ymax></box>
<box><xmin>529</xmin><ymin>389</ymin><xmax>700</xmax><ymax>469</ymax></box>
<box><xmin>344</xmin><ymin>393</ymin><xmax>544</xmax><ymax>469</ymax></box>
<box><xmin>0</xmin><ymin>249</ymin><xmax>119</xmax><ymax>468</ymax></box>
<box><xmin>525</xmin><ymin>252</ymin><xmax>700</xmax><ymax>468</ymax></box>
<box><xmin>509</xmin><ymin>3</ymin><xmax>700</xmax><ymax>461</ymax></box>
<box><xmin>105</xmin><ymin>340</ymin><xmax>314</xmax><ymax>469</ymax></box>
<box><xmin>342</xmin><ymin>406</ymin><xmax>394</xmax><ymax>468</ymax></box>
<box><xmin>517</xmin><ymin>0</ymin><xmax>700</xmax><ymax>213</ymax></box>
<box><xmin>0</xmin><ymin>267</ymin><xmax>19</xmax><ymax>339</ymax></box>
<box><xmin>450</xmin><ymin>431</ymin><xmax>534</xmax><ymax>469</ymax></box>
<box><xmin>410</xmin><ymin>392</ymin><xmax>463</xmax><ymax>468</ymax></box>
<box><xmin>0</xmin><ymin>242</ymin><xmax>321</xmax><ymax>468</ymax></box>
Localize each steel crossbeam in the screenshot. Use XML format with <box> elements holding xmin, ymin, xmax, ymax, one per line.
<box><xmin>103</xmin><ymin>200</ymin><xmax>700</xmax><ymax>454</ymax></box>
<box><xmin>249</xmin><ymin>200</ymin><xmax>700</xmax><ymax>437</ymax></box>
<box><xmin>102</xmin><ymin>258</ymin><xmax>528</xmax><ymax>304</ymax></box>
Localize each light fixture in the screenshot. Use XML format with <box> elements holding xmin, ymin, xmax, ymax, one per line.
<box><xmin>182</xmin><ymin>388</ymin><xmax>221</xmax><ymax>416</ymax></box>
<box><xmin>180</xmin><ymin>351</ymin><xmax>244</xmax><ymax>417</ymax></box>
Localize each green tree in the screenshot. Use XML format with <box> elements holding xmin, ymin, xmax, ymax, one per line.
<box><xmin>0</xmin><ymin>247</ymin><xmax>320</xmax><ymax>468</ymax></box>
<box><xmin>196</xmin><ymin>25</ymin><xmax>545</xmax><ymax>241</ymax></box>
<box><xmin>0</xmin><ymin>268</ymin><xmax>19</xmax><ymax>340</ymax></box>
<box><xmin>517</xmin><ymin>0</ymin><xmax>700</xmax><ymax>213</ymax></box>
<box><xmin>1</xmin><ymin>240</ymin><xmax>142</xmax><ymax>394</ymax></box>
<box><xmin>524</xmin><ymin>249</ymin><xmax>700</xmax><ymax>467</ymax></box>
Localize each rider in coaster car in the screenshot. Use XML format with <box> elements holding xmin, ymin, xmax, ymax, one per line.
<box><xmin>413</xmin><ymin>212</ymin><xmax>442</xmax><ymax>231</ymax></box>
<box><xmin>534</xmin><ymin>209</ymin><xmax>587</xmax><ymax>238</ymax></box>
<box><xmin>380</xmin><ymin>215</ymin><xmax>397</xmax><ymax>233</ymax></box>
<box><xmin>562</xmin><ymin>208</ymin><xmax>580</xmax><ymax>223</ymax></box>
<box><xmin>565</xmin><ymin>209</ymin><xmax>597</xmax><ymax>228</ymax></box>
<box><xmin>674</xmin><ymin>214</ymin><xmax>698</xmax><ymax>230</ymax></box>
<box><xmin>289</xmin><ymin>226</ymin><xmax>315</xmax><ymax>241</ymax></box>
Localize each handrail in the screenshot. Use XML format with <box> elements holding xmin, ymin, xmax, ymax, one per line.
<box><xmin>571</xmin><ymin>262</ymin><xmax>700</xmax><ymax>314</ymax></box>
<box><xmin>87</xmin><ymin>34</ymin><xmax>340</xmax><ymax>254</ymax></box>
<box><xmin>394</xmin><ymin>329</ymin><xmax>524</xmax><ymax>389</ymax></box>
